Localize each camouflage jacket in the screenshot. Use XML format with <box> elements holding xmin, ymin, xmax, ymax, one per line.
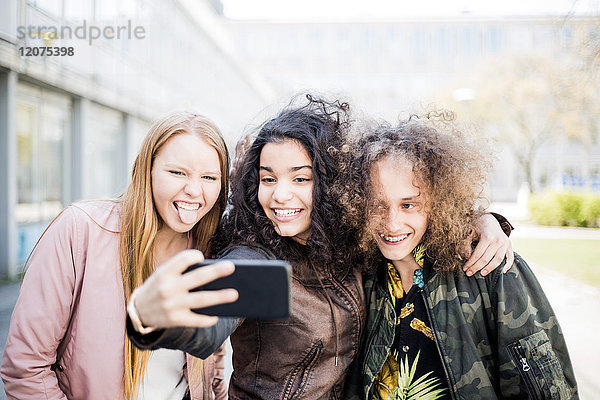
<box><xmin>343</xmin><ymin>253</ymin><xmax>579</xmax><ymax>400</ymax></box>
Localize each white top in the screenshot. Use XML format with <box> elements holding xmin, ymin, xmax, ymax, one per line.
<box><xmin>139</xmin><ymin>349</ymin><xmax>187</xmax><ymax>400</ymax></box>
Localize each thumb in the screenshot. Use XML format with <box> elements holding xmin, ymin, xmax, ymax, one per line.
<box><xmin>159</xmin><ymin>249</ymin><xmax>205</xmax><ymax>275</ymax></box>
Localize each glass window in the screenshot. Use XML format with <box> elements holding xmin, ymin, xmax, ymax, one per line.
<box><xmin>16</xmin><ymin>83</ymin><xmax>71</xmax><ymax>263</ymax></box>
<box><xmin>34</xmin><ymin>0</ymin><xmax>63</xmax><ymax>18</ymax></box>
<box><xmin>0</xmin><ymin>0</ymin><xmax>17</xmax><ymax>39</ymax></box>
<box><xmin>85</xmin><ymin>103</ymin><xmax>125</xmax><ymax>199</ymax></box>
<box><xmin>64</xmin><ymin>0</ymin><xmax>92</xmax><ymax>21</ymax></box>
<box><xmin>126</xmin><ymin>117</ymin><xmax>150</xmax><ymax>178</ymax></box>
<box><xmin>461</xmin><ymin>27</ymin><xmax>479</xmax><ymax>56</ymax></box>
<box><xmin>488</xmin><ymin>27</ymin><xmax>501</xmax><ymax>52</ymax></box>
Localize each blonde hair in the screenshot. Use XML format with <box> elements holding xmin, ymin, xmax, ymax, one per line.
<box><xmin>119</xmin><ymin>111</ymin><xmax>229</xmax><ymax>399</ymax></box>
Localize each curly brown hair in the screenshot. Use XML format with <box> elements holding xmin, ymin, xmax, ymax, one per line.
<box><xmin>337</xmin><ymin>111</ymin><xmax>491</xmax><ymax>273</ymax></box>
<box><xmin>212</xmin><ymin>94</ymin><xmax>362</xmax><ymax>280</ymax></box>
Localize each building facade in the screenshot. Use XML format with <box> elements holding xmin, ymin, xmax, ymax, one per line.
<box><xmin>0</xmin><ymin>0</ymin><xmax>273</xmax><ymax>278</ymax></box>
<box><xmin>1</xmin><ymin>2</ymin><xmax>599</xmax><ymax>277</ymax></box>
<box><xmin>222</xmin><ymin>14</ymin><xmax>600</xmax><ymax>200</ymax></box>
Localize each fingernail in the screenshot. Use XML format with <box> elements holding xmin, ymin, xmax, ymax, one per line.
<box><xmin>481</xmin><ymin>269</ymin><xmax>488</xmax><ymax>276</ymax></box>
<box><xmin>466</xmin><ymin>270</ymin><xmax>473</xmax><ymax>276</ymax></box>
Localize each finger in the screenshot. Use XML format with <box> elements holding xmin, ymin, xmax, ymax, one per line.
<box><xmin>463</xmin><ymin>240</ymin><xmax>491</xmax><ymax>272</ymax></box>
<box><xmin>187</xmin><ymin>288</ymin><xmax>239</xmax><ymax>309</ymax></box>
<box><xmin>185</xmin><ymin>313</ymin><xmax>220</xmax><ymax>328</ymax></box>
<box><xmin>503</xmin><ymin>248</ymin><xmax>515</xmax><ymax>273</ymax></box>
<box><xmin>480</xmin><ymin>243</ymin><xmax>508</xmax><ymax>276</ymax></box>
<box><xmin>466</xmin><ymin>241</ymin><xmax>502</xmax><ymax>276</ymax></box>
<box><xmin>159</xmin><ymin>249</ymin><xmax>206</xmax><ymax>275</ymax></box>
<box><xmin>181</xmin><ymin>261</ymin><xmax>235</xmax><ymax>291</ymax></box>
<box><xmin>462</xmin><ymin>235</ymin><xmax>475</xmax><ymax>260</ymax></box>
<box><xmin>165</xmin><ymin>311</ymin><xmax>220</xmax><ymax>328</ymax></box>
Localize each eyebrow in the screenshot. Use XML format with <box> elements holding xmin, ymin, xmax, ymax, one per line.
<box><xmin>291</xmin><ymin>165</ymin><xmax>312</xmax><ymax>172</ymax></box>
<box><xmin>164</xmin><ymin>163</ymin><xmax>221</xmax><ymax>175</ymax></box>
<box><xmin>260</xmin><ymin>165</ymin><xmax>312</xmax><ymax>173</ymax></box>
<box><xmin>377</xmin><ymin>194</ymin><xmax>421</xmax><ymax>203</ymax></box>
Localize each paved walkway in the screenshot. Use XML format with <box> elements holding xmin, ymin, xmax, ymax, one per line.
<box><xmin>528</xmin><ymin>261</ymin><xmax>600</xmax><ymax>399</ymax></box>
<box><xmin>1</xmin><ymin>223</ymin><xmax>599</xmax><ymax>398</ymax></box>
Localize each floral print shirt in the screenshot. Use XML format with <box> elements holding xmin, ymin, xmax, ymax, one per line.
<box><xmin>372</xmin><ymin>244</ymin><xmax>448</xmax><ymax>400</ymax></box>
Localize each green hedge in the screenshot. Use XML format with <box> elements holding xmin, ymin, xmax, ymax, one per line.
<box><xmin>529</xmin><ymin>191</ymin><xmax>600</xmax><ymax>227</ymax></box>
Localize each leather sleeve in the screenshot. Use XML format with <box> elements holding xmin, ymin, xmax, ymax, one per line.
<box><xmin>127</xmin><ymin>315</ymin><xmax>241</xmax><ymax>359</ymax></box>
<box><xmin>490</xmin><ymin>212</ymin><xmax>514</xmax><ymax>237</ymax></box>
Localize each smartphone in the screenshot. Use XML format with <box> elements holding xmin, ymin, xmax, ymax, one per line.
<box><xmin>184</xmin><ymin>259</ymin><xmax>291</xmax><ymax>319</ymax></box>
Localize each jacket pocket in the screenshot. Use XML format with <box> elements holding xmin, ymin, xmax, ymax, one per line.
<box><xmin>507</xmin><ymin>330</ymin><xmax>571</xmax><ymax>400</ymax></box>
<box><xmin>281</xmin><ymin>339</ymin><xmax>323</xmax><ymax>400</ymax></box>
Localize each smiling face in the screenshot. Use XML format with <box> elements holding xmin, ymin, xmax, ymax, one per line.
<box><xmin>258</xmin><ymin>139</ymin><xmax>314</xmax><ymax>244</ymax></box>
<box><xmin>371</xmin><ymin>156</ymin><xmax>428</xmax><ymax>270</ymax></box>
<box><xmin>151</xmin><ymin>133</ymin><xmax>222</xmax><ymax>238</ymax></box>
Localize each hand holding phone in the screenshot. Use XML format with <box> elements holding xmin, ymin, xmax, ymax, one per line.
<box><xmin>185</xmin><ymin>259</ymin><xmax>291</xmax><ymax>319</ymax></box>
<box><xmin>130</xmin><ymin>250</ymin><xmax>238</xmax><ymax>330</ymax></box>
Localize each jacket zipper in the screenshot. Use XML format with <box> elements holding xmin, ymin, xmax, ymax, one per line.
<box><xmin>330</xmin><ymin>275</ymin><xmax>363</xmax><ymax>353</ymax></box>
<box><xmin>363</xmin><ymin>288</ymin><xmax>389</xmax><ymax>399</ymax></box>
<box><xmin>281</xmin><ymin>340</ymin><xmax>323</xmax><ymax>400</ymax></box>
<box><xmin>507</xmin><ymin>342</ymin><xmax>543</xmax><ymax>400</ymax></box>
<box><xmin>421</xmin><ymin>290</ymin><xmax>457</xmax><ymax>400</ymax></box>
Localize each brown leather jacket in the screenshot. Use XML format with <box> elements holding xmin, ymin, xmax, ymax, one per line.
<box><xmin>128</xmin><ymin>245</ymin><xmax>366</xmax><ymax>400</ymax></box>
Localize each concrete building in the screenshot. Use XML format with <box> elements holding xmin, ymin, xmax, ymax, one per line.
<box><xmin>1</xmin><ymin>1</ymin><xmax>599</xmax><ymax>277</ymax></box>
<box><xmin>221</xmin><ymin>14</ymin><xmax>600</xmax><ymax>200</ymax></box>
<box><xmin>0</xmin><ymin>0</ymin><xmax>274</xmax><ymax>279</ymax></box>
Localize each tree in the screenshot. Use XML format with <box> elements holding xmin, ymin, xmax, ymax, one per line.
<box><xmin>443</xmin><ymin>51</ymin><xmax>600</xmax><ymax>193</ymax></box>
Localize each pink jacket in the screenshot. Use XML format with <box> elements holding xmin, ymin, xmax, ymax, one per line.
<box><xmin>1</xmin><ymin>201</ymin><xmax>227</xmax><ymax>400</ymax></box>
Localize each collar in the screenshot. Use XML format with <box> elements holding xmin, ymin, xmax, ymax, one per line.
<box><xmin>384</xmin><ymin>243</ymin><xmax>428</xmax><ymax>304</ymax></box>
<box><xmin>421</xmin><ymin>257</ymin><xmax>437</xmax><ymax>284</ymax></box>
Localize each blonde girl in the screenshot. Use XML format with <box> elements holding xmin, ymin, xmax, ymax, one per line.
<box><xmin>1</xmin><ymin>112</ymin><xmax>237</xmax><ymax>400</ymax></box>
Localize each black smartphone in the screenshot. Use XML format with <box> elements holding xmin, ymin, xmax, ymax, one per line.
<box><xmin>184</xmin><ymin>259</ymin><xmax>291</xmax><ymax>319</ymax></box>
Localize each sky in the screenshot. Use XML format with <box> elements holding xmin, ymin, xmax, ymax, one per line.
<box><xmin>221</xmin><ymin>0</ymin><xmax>600</xmax><ymax>20</ymax></box>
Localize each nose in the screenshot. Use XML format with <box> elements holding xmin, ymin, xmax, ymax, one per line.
<box><xmin>184</xmin><ymin>179</ymin><xmax>204</xmax><ymax>198</ymax></box>
<box><xmin>272</xmin><ymin>182</ymin><xmax>293</xmax><ymax>203</ymax></box>
<box><xmin>385</xmin><ymin>208</ymin><xmax>402</xmax><ymax>233</ymax></box>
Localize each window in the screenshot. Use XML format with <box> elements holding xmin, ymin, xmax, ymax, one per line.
<box><xmin>85</xmin><ymin>103</ymin><xmax>125</xmax><ymax>199</ymax></box>
<box><xmin>16</xmin><ymin>83</ymin><xmax>71</xmax><ymax>263</ymax></box>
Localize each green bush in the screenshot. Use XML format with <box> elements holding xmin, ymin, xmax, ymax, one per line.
<box><xmin>528</xmin><ymin>193</ymin><xmax>562</xmax><ymax>225</ymax></box>
<box><xmin>528</xmin><ymin>191</ymin><xmax>600</xmax><ymax>227</ymax></box>
<box><xmin>581</xmin><ymin>193</ymin><xmax>600</xmax><ymax>227</ymax></box>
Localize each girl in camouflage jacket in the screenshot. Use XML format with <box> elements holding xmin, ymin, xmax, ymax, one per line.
<box><xmin>341</xmin><ymin>113</ymin><xmax>578</xmax><ymax>400</ymax></box>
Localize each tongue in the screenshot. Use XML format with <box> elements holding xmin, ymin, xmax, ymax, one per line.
<box><xmin>177</xmin><ymin>207</ymin><xmax>198</xmax><ymax>224</ymax></box>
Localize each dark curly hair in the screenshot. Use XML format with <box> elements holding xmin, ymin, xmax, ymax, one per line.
<box><xmin>213</xmin><ymin>94</ymin><xmax>359</xmax><ymax>280</ymax></box>
<box><xmin>337</xmin><ymin>110</ymin><xmax>491</xmax><ymax>273</ymax></box>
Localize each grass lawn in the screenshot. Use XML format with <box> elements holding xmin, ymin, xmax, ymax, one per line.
<box><xmin>512</xmin><ymin>237</ymin><xmax>600</xmax><ymax>288</ymax></box>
